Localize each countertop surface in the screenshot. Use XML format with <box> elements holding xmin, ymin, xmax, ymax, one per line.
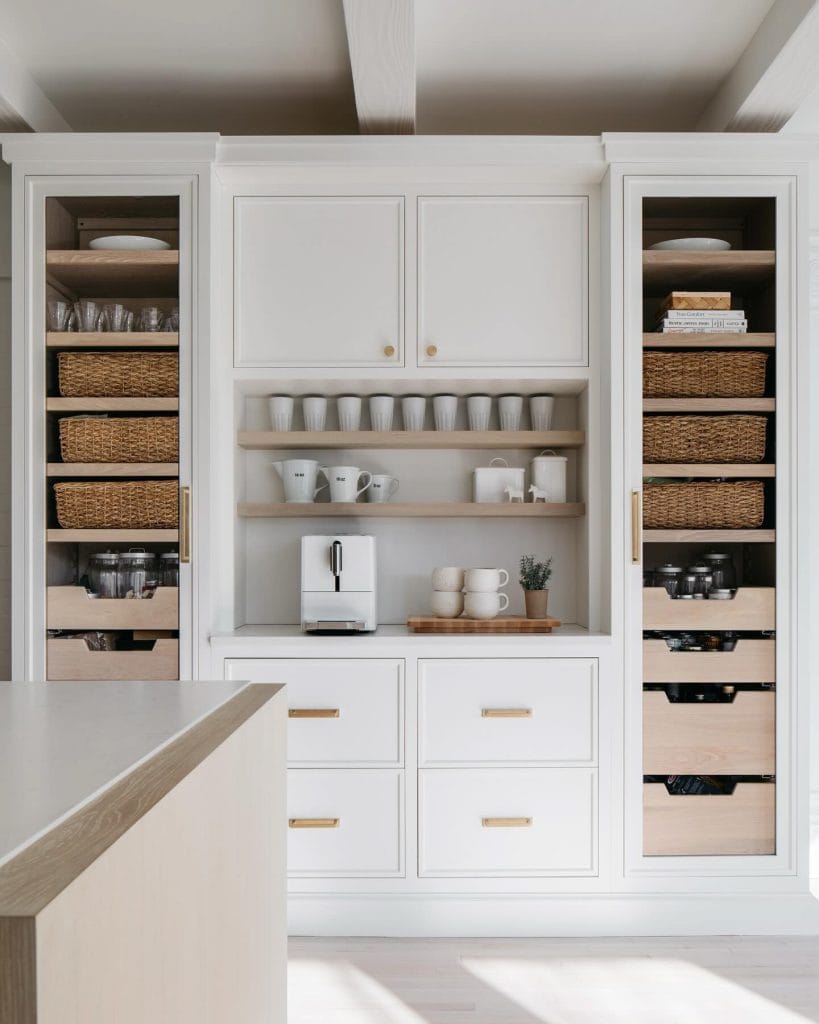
<box><xmin>0</xmin><ymin>681</ymin><xmax>250</xmax><ymax>868</ymax></box>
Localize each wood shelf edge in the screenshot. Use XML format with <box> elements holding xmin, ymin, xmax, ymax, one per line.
<box><xmin>237</xmin><ymin>430</ymin><xmax>586</xmax><ymax>451</ymax></box>
<box><xmin>237</xmin><ymin>502</ymin><xmax>586</xmax><ymax>519</ymax></box>
<box><xmin>47</xmin><ymin>463</ymin><xmax>179</xmax><ymax>477</ymax></box>
<box><xmin>643</xmin><ymin>464</ymin><xmax>776</xmax><ymax>478</ymax></box>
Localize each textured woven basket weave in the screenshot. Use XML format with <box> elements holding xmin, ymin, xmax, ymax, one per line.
<box><xmin>643</xmin><ymin>351</ymin><xmax>767</xmax><ymax>398</ymax></box>
<box><xmin>643</xmin><ymin>415</ymin><xmax>766</xmax><ymax>464</ymax></box>
<box><xmin>59</xmin><ymin>416</ymin><xmax>178</xmax><ymax>463</ymax></box>
<box><xmin>58</xmin><ymin>352</ymin><xmax>178</xmax><ymax>397</ymax></box>
<box><xmin>643</xmin><ymin>481</ymin><xmax>764</xmax><ymax>530</ymax></box>
<box><xmin>54</xmin><ymin>481</ymin><xmax>178</xmax><ymax>529</ymax></box>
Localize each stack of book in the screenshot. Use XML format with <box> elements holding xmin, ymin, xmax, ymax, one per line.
<box><xmin>654</xmin><ymin>291</ymin><xmax>747</xmax><ymax>334</ymax></box>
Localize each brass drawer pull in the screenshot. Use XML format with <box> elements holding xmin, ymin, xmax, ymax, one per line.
<box><xmin>180</xmin><ymin>485</ymin><xmax>191</xmax><ymax>563</ymax></box>
<box><xmin>481</xmin><ymin>708</ymin><xmax>532</xmax><ymax>718</ymax></box>
<box><xmin>383</xmin><ymin>344</ymin><xmax>396</xmax><ymax>357</ymax></box>
<box><xmin>425</xmin><ymin>344</ymin><xmax>438</xmax><ymax>358</ymax></box>
<box><xmin>288</xmin><ymin>708</ymin><xmax>340</xmax><ymax>718</ymax></box>
<box><xmin>631</xmin><ymin>489</ymin><xmax>641</xmax><ymax>564</ymax></box>
<box><xmin>481</xmin><ymin>817</ymin><xmax>532</xmax><ymax>828</ymax></box>
<box><xmin>288</xmin><ymin>818</ymin><xmax>340</xmax><ymax>829</ymax></box>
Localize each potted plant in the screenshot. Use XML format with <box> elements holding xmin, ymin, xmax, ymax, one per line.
<box><xmin>519</xmin><ymin>554</ymin><xmax>553</xmax><ymax>619</ymax></box>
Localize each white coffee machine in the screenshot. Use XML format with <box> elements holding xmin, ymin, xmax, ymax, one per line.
<box><xmin>300</xmin><ymin>535</ymin><xmax>377</xmax><ymax>633</ymax></box>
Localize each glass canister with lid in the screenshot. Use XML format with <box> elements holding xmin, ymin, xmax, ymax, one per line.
<box><xmin>160</xmin><ymin>551</ymin><xmax>179</xmax><ymax>587</ymax></box>
<box><xmin>654</xmin><ymin>564</ymin><xmax>683</xmax><ymax>598</ymax></box>
<box><xmin>87</xmin><ymin>551</ymin><xmax>119</xmax><ymax>598</ymax></box>
<box><xmin>687</xmin><ymin>562</ymin><xmax>714</xmax><ymax>599</ymax></box>
<box><xmin>702</xmin><ymin>552</ymin><xmax>737</xmax><ymax>591</ymax></box>
<box><xmin>117</xmin><ymin>549</ymin><xmax>158</xmax><ymax>598</ymax></box>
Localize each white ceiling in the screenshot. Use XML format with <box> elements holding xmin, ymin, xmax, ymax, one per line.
<box><xmin>2</xmin><ymin>0</ymin><xmax>818</xmax><ymax>135</ymax></box>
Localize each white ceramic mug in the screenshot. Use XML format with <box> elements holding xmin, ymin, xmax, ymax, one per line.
<box><xmin>327</xmin><ymin>466</ymin><xmax>373</xmax><ymax>502</ymax></box>
<box><xmin>431</xmin><ymin>566</ymin><xmax>465</xmax><ymax>592</ymax></box>
<box><xmin>498</xmin><ymin>394</ymin><xmax>523</xmax><ymax>431</ymax></box>
<box><xmin>367</xmin><ymin>474</ymin><xmax>399</xmax><ymax>503</ymax></box>
<box><xmin>270</xmin><ymin>459</ymin><xmax>327</xmax><ymax>503</ymax></box>
<box><xmin>268</xmin><ymin>395</ymin><xmax>294</xmax><ymax>432</ymax></box>
<box><xmin>303</xmin><ymin>396</ymin><xmax>327</xmax><ymax>431</ymax></box>
<box><xmin>529</xmin><ymin>394</ymin><xmax>555</xmax><ymax>431</ymax></box>
<box><xmin>369</xmin><ymin>395</ymin><xmax>394</xmax><ymax>431</ymax></box>
<box><xmin>402</xmin><ymin>395</ymin><xmax>426</xmax><ymax>432</ymax></box>
<box><xmin>464</xmin><ymin>591</ymin><xmax>509</xmax><ymax>619</ymax></box>
<box><xmin>464</xmin><ymin>567</ymin><xmax>509</xmax><ymax>593</ymax></box>
<box><xmin>431</xmin><ymin>591</ymin><xmax>464</xmax><ymax>618</ymax></box>
<box><xmin>433</xmin><ymin>394</ymin><xmax>458</xmax><ymax>431</ymax></box>
<box><xmin>467</xmin><ymin>394</ymin><xmax>492</xmax><ymax>431</ymax></box>
<box><xmin>337</xmin><ymin>395</ymin><xmax>362</xmax><ymax>432</ymax></box>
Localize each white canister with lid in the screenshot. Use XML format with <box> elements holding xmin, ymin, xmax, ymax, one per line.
<box><xmin>530</xmin><ymin>450</ymin><xmax>567</xmax><ymax>502</ymax></box>
<box><xmin>473</xmin><ymin>457</ymin><xmax>525</xmax><ymax>503</ymax></box>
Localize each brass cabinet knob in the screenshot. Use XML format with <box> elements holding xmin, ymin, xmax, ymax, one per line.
<box><xmin>383</xmin><ymin>344</ymin><xmax>396</xmax><ymax>358</ymax></box>
<box><xmin>425</xmin><ymin>344</ymin><xmax>438</xmax><ymax>358</ymax></box>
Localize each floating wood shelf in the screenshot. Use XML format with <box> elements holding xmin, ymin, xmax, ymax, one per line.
<box><xmin>46</xmin><ymin>249</ymin><xmax>179</xmax><ymax>297</ymax></box>
<box><xmin>643</xmin><ymin>398</ymin><xmax>775</xmax><ymax>413</ymax></box>
<box><xmin>643</xmin><ymin>464</ymin><xmax>776</xmax><ymax>478</ymax></box>
<box><xmin>643</xmin><ymin>528</ymin><xmax>775</xmax><ymax>543</ymax></box>
<box><xmin>47</xmin><ymin>528</ymin><xmax>179</xmax><ymax>543</ymax></box>
<box><xmin>642</xmin><ymin>332</ymin><xmax>775</xmax><ymax>349</ymax></box>
<box><xmin>46</xmin><ymin>331</ymin><xmax>178</xmax><ymax>349</ymax></box>
<box><xmin>46</xmin><ymin>463</ymin><xmax>179</xmax><ymax>477</ymax></box>
<box><xmin>642</xmin><ymin>249</ymin><xmax>775</xmax><ymax>290</ymax></box>
<box><xmin>238</xmin><ymin>502</ymin><xmax>585</xmax><ymax>519</ymax></box>
<box><xmin>46</xmin><ymin>397</ymin><xmax>179</xmax><ymax>412</ymax></box>
<box><xmin>237</xmin><ymin>430</ymin><xmax>585</xmax><ymax>451</ymax></box>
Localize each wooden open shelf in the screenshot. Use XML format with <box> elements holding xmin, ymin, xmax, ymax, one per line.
<box><xmin>238</xmin><ymin>502</ymin><xmax>585</xmax><ymax>519</ymax></box>
<box><xmin>642</xmin><ymin>332</ymin><xmax>774</xmax><ymax>349</ymax></box>
<box><xmin>643</xmin><ymin>398</ymin><xmax>774</xmax><ymax>413</ymax></box>
<box><xmin>46</xmin><ymin>397</ymin><xmax>179</xmax><ymax>412</ymax></box>
<box><xmin>47</xmin><ymin>463</ymin><xmax>179</xmax><ymax>477</ymax></box>
<box><xmin>238</xmin><ymin>430</ymin><xmax>585</xmax><ymax>451</ymax></box>
<box><xmin>643</xmin><ymin>464</ymin><xmax>775</xmax><ymax>478</ymax></box>
<box><xmin>47</xmin><ymin>331</ymin><xmax>178</xmax><ymax>349</ymax></box>
<box><xmin>47</xmin><ymin>528</ymin><xmax>179</xmax><ymax>543</ymax></box>
<box><xmin>46</xmin><ymin>250</ymin><xmax>179</xmax><ymax>297</ymax></box>
<box><xmin>642</xmin><ymin>249</ymin><xmax>775</xmax><ymax>290</ymax></box>
<box><xmin>643</xmin><ymin>529</ymin><xmax>775</xmax><ymax>543</ymax></box>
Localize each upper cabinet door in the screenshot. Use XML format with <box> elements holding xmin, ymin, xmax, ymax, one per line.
<box><xmin>417</xmin><ymin>196</ymin><xmax>588</xmax><ymax>367</ymax></box>
<box><xmin>234</xmin><ymin>196</ymin><xmax>404</xmax><ymax>367</ymax></box>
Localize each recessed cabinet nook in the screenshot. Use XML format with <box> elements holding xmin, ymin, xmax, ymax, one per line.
<box><xmin>3</xmin><ymin>133</ymin><xmax>814</xmax><ymax>936</ymax></box>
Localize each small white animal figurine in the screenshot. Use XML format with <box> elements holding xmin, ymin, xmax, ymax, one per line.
<box><xmin>505</xmin><ymin>485</ymin><xmax>524</xmax><ymax>503</ymax></box>
<box><xmin>529</xmin><ymin>484</ymin><xmax>549</xmax><ymax>503</ymax></box>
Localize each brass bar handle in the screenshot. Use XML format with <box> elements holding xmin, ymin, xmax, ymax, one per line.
<box><xmin>288</xmin><ymin>708</ymin><xmax>340</xmax><ymax>719</ymax></box>
<box><xmin>481</xmin><ymin>817</ymin><xmax>532</xmax><ymax>828</ymax></box>
<box><xmin>180</xmin><ymin>485</ymin><xmax>191</xmax><ymax>564</ymax></box>
<box><xmin>481</xmin><ymin>708</ymin><xmax>533</xmax><ymax>718</ymax></box>
<box><xmin>631</xmin><ymin>489</ymin><xmax>641</xmax><ymax>565</ymax></box>
<box><xmin>288</xmin><ymin>818</ymin><xmax>340</xmax><ymax>829</ymax></box>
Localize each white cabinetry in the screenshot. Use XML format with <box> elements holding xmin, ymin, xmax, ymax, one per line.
<box><xmin>417</xmin><ymin>196</ymin><xmax>588</xmax><ymax>367</ymax></box>
<box><xmin>233</xmin><ymin>196</ymin><xmax>404</xmax><ymax>367</ymax></box>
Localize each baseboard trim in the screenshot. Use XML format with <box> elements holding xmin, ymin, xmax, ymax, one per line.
<box><xmin>289</xmin><ymin>892</ymin><xmax>819</xmax><ymax>937</ymax></box>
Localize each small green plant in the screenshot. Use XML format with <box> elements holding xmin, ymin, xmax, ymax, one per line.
<box><xmin>519</xmin><ymin>555</ymin><xmax>553</xmax><ymax>591</ymax></box>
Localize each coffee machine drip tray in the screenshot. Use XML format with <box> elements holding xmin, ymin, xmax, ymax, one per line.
<box><xmin>303</xmin><ymin>620</ymin><xmax>367</xmax><ymax>634</ymax></box>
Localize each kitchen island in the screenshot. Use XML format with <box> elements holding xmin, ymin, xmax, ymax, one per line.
<box><xmin>0</xmin><ymin>681</ymin><xmax>287</xmax><ymax>1024</ymax></box>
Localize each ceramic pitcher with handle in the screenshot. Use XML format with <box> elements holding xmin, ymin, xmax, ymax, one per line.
<box><xmin>271</xmin><ymin>459</ymin><xmax>328</xmax><ymax>503</ymax></box>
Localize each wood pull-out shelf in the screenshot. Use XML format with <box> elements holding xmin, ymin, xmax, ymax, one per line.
<box><xmin>642</xmin><ymin>639</ymin><xmax>774</xmax><ymax>684</ymax></box>
<box><xmin>47</xmin><ymin>638</ymin><xmax>178</xmax><ymax>681</ymax></box>
<box><xmin>643</xmin><ymin>782</ymin><xmax>775</xmax><ymax>857</ymax></box>
<box><xmin>47</xmin><ymin>586</ymin><xmax>179</xmax><ymax>630</ymax></box>
<box><xmin>643</xmin><ymin>587</ymin><xmax>775</xmax><ymax>631</ymax></box>
<box><xmin>643</xmin><ymin>690</ymin><xmax>775</xmax><ymax>775</ymax></box>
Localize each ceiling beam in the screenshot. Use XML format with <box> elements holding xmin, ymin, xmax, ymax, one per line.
<box><xmin>0</xmin><ymin>33</ymin><xmax>70</xmax><ymax>131</ymax></box>
<box><xmin>342</xmin><ymin>0</ymin><xmax>415</xmax><ymax>134</ymax></box>
<box><xmin>697</xmin><ymin>0</ymin><xmax>819</xmax><ymax>132</ymax></box>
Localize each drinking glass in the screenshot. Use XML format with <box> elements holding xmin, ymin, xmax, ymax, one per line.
<box><xmin>163</xmin><ymin>307</ymin><xmax>180</xmax><ymax>332</ymax></box>
<box><xmin>47</xmin><ymin>299</ymin><xmax>73</xmax><ymax>332</ymax></box>
<box><xmin>73</xmin><ymin>300</ymin><xmax>104</xmax><ymax>332</ymax></box>
<box><xmin>102</xmin><ymin>303</ymin><xmax>131</xmax><ymax>332</ymax></box>
<box><xmin>368</xmin><ymin>395</ymin><xmax>394</xmax><ymax>431</ymax></box>
<box><xmin>432</xmin><ymin>394</ymin><xmax>458</xmax><ymax>431</ymax></box>
<box><xmin>498</xmin><ymin>394</ymin><xmax>523</xmax><ymax>431</ymax></box>
<box><xmin>138</xmin><ymin>306</ymin><xmax>164</xmax><ymax>332</ymax></box>
<box><xmin>401</xmin><ymin>396</ymin><xmax>426</xmax><ymax>431</ymax></box>
<box><xmin>467</xmin><ymin>395</ymin><xmax>492</xmax><ymax>431</ymax></box>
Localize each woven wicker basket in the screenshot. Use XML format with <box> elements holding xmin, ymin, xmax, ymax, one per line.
<box><xmin>643</xmin><ymin>351</ymin><xmax>767</xmax><ymax>398</ymax></box>
<box><xmin>59</xmin><ymin>416</ymin><xmax>178</xmax><ymax>463</ymax></box>
<box><xmin>643</xmin><ymin>415</ymin><xmax>766</xmax><ymax>464</ymax></box>
<box><xmin>54</xmin><ymin>481</ymin><xmax>178</xmax><ymax>529</ymax></box>
<box><xmin>58</xmin><ymin>352</ymin><xmax>178</xmax><ymax>398</ymax></box>
<box><xmin>643</xmin><ymin>481</ymin><xmax>764</xmax><ymax>530</ymax></box>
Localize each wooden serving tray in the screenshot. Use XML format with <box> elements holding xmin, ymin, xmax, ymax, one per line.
<box><xmin>407</xmin><ymin>615</ymin><xmax>561</xmax><ymax>634</ymax></box>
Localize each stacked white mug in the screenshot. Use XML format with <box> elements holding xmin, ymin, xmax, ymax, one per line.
<box><xmin>463</xmin><ymin>568</ymin><xmax>509</xmax><ymax>619</ymax></box>
<box><xmin>430</xmin><ymin>567</ymin><xmax>464</xmax><ymax>618</ymax></box>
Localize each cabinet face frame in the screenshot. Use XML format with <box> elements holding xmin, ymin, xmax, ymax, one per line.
<box><xmin>12</xmin><ymin>174</ymin><xmax>200</xmax><ymax>680</ymax></box>
<box><xmin>620</xmin><ymin>173</ymin><xmax>805</xmax><ymax>880</ymax></box>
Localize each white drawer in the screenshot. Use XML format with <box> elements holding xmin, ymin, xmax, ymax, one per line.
<box><xmin>419</xmin><ymin>658</ymin><xmax>596</xmax><ymax>765</ymax></box>
<box><xmin>419</xmin><ymin>768</ymin><xmax>596</xmax><ymax>876</ymax></box>
<box><xmin>288</xmin><ymin>770</ymin><xmax>403</xmax><ymax>877</ymax></box>
<box><xmin>225</xmin><ymin>658</ymin><xmax>403</xmax><ymax>766</ymax></box>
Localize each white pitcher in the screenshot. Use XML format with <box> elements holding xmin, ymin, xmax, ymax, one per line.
<box><xmin>270</xmin><ymin>459</ymin><xmax>328</xmax><ymax>503</ymax></box>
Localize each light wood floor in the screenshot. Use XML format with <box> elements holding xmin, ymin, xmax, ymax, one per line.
<box><xmin>289</xmin><ymin>936</ymin><xmax>819</xmax><ymax>1024</ymax></box>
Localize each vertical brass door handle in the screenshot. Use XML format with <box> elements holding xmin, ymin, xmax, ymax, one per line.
<box><xmin>180</xmin><ymin>486</ymin><xmax>191</xmax><ymax>563</ymax></box>
<box><xmin>631</xmin><ymin>490</ymin><xmax>641</xmax><ymax>564</ymax></box>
